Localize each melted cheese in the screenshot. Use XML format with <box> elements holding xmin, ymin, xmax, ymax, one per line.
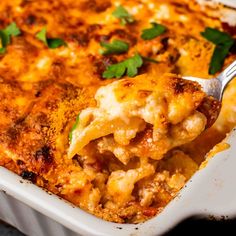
<box><xmin>69</xmin><ymin>73</ymin><xmax>208</xmax><ymax>165</ymax></box>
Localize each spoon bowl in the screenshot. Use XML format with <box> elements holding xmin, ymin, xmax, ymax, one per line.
<box><xmin>183</xmin><ymin>60</ymin><xmax>236</xmax><ymax>127</ymax></box>
<box><xmin>183</xmin><ymin>60</ymin><xmax>236</xmax><ymax>101</ymax></box>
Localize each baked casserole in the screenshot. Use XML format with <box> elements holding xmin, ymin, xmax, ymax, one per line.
<box><xmin>0</xmin><ymin>0</ymin><xmax>235</xmax><ymax>223</ymax></box>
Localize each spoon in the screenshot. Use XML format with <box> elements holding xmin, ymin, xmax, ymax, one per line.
<box><xmin>182</xmin><ymin>60</ymin><xmax>236</xmax><ymax>127</ymax></box>
<box><xmin>183</xmin><ymin>60</ymin><xmax>236</xmax><ymax>101</ymax></box>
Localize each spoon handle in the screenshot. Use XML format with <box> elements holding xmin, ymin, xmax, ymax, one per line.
<box><xmin>218</xmin><ymin>60</ymin><xmax>236</xmax><ymax>98</ymax></box>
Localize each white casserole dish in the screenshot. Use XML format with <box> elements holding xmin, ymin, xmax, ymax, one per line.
<box><xmin>0</xmin><ymin>129</ymin><xmax>236</xmax><ymax>236</ymax></box>
<box><xmin>0</xmin><ymin>1</ymin><xmax>236</xmax><ymax>235</ymax></box>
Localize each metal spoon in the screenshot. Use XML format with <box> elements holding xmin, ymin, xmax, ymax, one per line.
<box><xmin>183</xmin><ymin>60</ymin><xmax>236</xmax><ymax>127</ymax></box>
<box><xmin>183</xmin><ymin>60</ymin><xmax>236</xmax><ymax>101</ymax></box>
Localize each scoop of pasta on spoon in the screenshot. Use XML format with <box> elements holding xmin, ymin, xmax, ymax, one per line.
<box><xmin>68</xmin><ymin>68</ymin><xmax>225</xmax><ymax>162</ymax></box>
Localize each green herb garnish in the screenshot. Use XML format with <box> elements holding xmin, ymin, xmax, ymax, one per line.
<box><xmin>0</xmin><ymin>22</ymin><xmax>21</xmax><ymax>54</ymax></box>
<box><xmin>69</xmin><ymin>114</ymin><xmax>80</xmax><ymax>142</ymax></box>
<box><xmin>112</xmin><ymin>6</ymin><xmax>134</xmax><ymax>25</ymax></box>
<box><xmin>141</xmin><ymin>23</ymin><xmax>166</xmax><ymax>40</ymax></box>
<box><xmin>4</xmin><ymin>22</ymin><xmax>21</xmax><ymax>37</ymax></box>
<box><xmin>36</xmin><ymin>27</ymin><xmax>47</xmax><ymax>45</ymax></box>
<box><xmin>100</xmin><ymin>40</ymin><xmax>129</xmax><ymax>55</ymax></box>
<box><xmin>142</xmin><ymin>56</ymin><xmax>158</xmax><ymax>64</ymax></box>
<box><xmin>36</xmin><ymin>27</ymin><xmax>67</xmax><ymax>49</ymax></box>
<box><xmin>201</xmin><ymin>27</ymin><xmax>234</xmax><ymax>45</ymax></box>
<box><xmin>47</xmin><ymin>38</ymin><xmax>66</xmax><ymax>49</ymax></box>
<box><xmin>201</xmin><ymin>27</ymin><xmax>235</xmax><ymax>75</ymax></box>
<box><xmin>103</xmin><ymin>53</ymin><xmax>143</xmax><ymax>79</ymax></box>
<box><xmin>0</xmin><ymin>31</ymin><xmax>8</xmax><ymax>54</ymax></box>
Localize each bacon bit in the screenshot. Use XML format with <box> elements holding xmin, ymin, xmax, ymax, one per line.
<box><xmin>143</xmin><ymin>207</ymin><xmax>158</xmax><ymax>217</ymax></box>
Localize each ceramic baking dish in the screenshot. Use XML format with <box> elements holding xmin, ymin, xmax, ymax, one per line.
<box><xmin>0</xmin><ymin>128</ymin><xmax>236</xmax><ymax>236</ymax></box>
<box><xmin>0</xmin><ymin>1</ymin><xmax>236</xmax><ymax>235</ymax></box>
